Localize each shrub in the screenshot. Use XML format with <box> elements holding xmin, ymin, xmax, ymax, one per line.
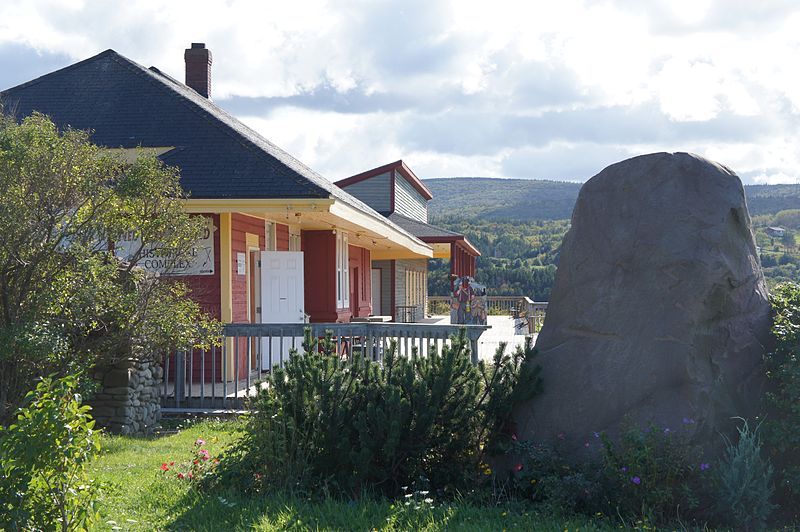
<box><xmin>0</xmin><ymin>112</ymin><xmax>215</xmax><ymax>424</ymax></box>
<box><xmin>762</xmin><ymin>281</ymin><xmax>800</xmax><ymax>507</ymax></box>
<box><xmin>0</xmin><ymin>375</ymin><xmax>102</xmax><ymax>531</ymax></box>
<box><xmin>713</xmin><ymin>418</ymin><xmax>775</xmax><ymax>530</ymax></box>
<box><xmin>214</xmin><ymin>329</ymin><xmax>541</xmax><ymax>497</ymax></box>
<box><xmin>509</xmin><ymin>440</ymin><xmax>600</xmax><ymax>515</ymax></box>
<box><xmin>597</xmin><ymin>421</ymin><xmax>707</xmax><ymax>524</ymax></box>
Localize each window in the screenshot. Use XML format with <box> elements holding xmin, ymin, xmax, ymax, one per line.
<box><xmin>336</xmin><ymin>231</ymin><xmax>349</xmax><ymax>308</ymax></box>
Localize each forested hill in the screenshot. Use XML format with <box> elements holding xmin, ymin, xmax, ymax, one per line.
<box><xmin>424</xmin><ymin>178</ymin><xmax>800</xmax><ymax>221</ymax></box>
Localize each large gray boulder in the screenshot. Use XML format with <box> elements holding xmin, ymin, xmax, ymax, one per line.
<box><xmin>515</xmin><ymin>152</ymin><xmax>772</xmax><ymax>457</ymax></box>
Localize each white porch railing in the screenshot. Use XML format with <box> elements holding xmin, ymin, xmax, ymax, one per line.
<box><xmin>162</xmin><ymin>322</ymin><xmax>490</xmax><ymax>410</ymax></box>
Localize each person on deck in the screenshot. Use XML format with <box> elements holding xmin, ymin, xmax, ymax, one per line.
<box><xmin>454</xmin><ymin>277</ymin><xmax>475</xmax><ymax>324</ymax></box>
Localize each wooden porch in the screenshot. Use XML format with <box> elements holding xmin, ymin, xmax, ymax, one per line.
<box><xmin>162</xmin><ymin>321</ymin><xmax>491</xmax><ymax>410</ymax></box>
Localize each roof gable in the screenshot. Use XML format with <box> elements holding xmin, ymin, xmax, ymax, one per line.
<box><xmin>337</xmin><ymin>159</ymin><xmax>433</xmax><ymax>201</ymax></box>
<box><xmin>1</xmin><ymin>50</ymin><xmax>355</xmax><ymax>204</ymax></box>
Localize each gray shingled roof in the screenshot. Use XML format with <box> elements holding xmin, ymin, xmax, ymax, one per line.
<box><xmin>0</xmin><ymin>49</ymin><xmax>423</xmax><ymax>244</ymax></box>
<box><xmin>387</xmin><ymin>212</ymin><xmax>464</xmax><ymax>240</ymax></box>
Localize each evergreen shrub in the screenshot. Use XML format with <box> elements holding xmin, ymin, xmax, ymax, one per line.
<box><xmin>713</xmin><ymin>418</ymin><xmax>775</xmax><ymax>530</ymax></box>
<box><xmin>214</xmin><ymin>329</ymin><xmax>541</xmax><ymax>497</ymax></box>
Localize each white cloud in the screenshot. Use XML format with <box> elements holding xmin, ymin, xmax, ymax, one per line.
<box><xmin>1</xmin><ymin>0</ymin><xmax>799</xmax><ymax>183</ymax></box>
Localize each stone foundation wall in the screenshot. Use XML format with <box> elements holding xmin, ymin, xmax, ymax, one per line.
<box><xmin>91</xmin><ymin>359</ymin><xmax>163</xmax><ymax>435</ymax></box>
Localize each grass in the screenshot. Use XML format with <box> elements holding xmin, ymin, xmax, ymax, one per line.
<box><xmin>88</xmin><ymin>418</ymin><xmax>615</xmax><ymax>531</ymax></box>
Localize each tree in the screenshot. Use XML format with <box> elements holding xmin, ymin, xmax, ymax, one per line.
<box><xmin>0</xmin><ymin>111</ymin><xmax>216</xmax><ymax>424</ymax></box>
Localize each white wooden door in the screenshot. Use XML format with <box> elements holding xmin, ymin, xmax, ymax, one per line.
<box><xmin>371</xmin><ymin>269</ymin><xmax>381</xmax><ymax>315</ymax></box>
<box><xmin>260</xmin><ymin>251</ymin><xmax>304</xmax><ymax>368</ymax></box>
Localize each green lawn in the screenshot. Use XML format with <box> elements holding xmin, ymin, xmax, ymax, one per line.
<box><xmin>89</xmin><ymin>418</ymin><xmax>615</xmax><ymax>531</ymax></box>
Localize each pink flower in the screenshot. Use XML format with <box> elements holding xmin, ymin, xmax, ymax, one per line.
<box><xmin>160</xmin><ymin>463</ymin><xmax>170</xmax><ymax>471</ymax></box>
<box><xmin>584</xmin><ymin>442</ymin><xmax>590</xmax><ymax>448</ymax></box>
<box><xmin>514</xmin><ymin>463</ymin><xmax>523</xmax><ymax>472</ymax></box>
<box><xmin>511</xmin><ymin>433</ymin><xmax>518</xmax><ymax>441</ymax></box>
<box><xmin>199</xmin><ymin>449</ymin><xmax>211</xmax><ymax>461</ymax></box>
<box><xmin>195</xmin><ymin>438</ymin><xmax>206</xmax><ymax>447</ymax></box>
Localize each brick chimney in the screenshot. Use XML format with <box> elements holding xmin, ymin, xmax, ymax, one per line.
<box><xmin>184</xmin><ymin>43</ymin><xmax>212</xmax><ymax>98</ymax></box>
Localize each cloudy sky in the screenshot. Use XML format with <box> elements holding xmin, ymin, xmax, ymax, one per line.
<box><xmin>1</xmin><ymin>0</ymin><xmax>799</xmax><ymax>184</ymax></box>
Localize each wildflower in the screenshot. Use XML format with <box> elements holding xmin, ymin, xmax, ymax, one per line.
<box><xmin>557</xmin><ymin>432</ymin><xmax>565</xmax><ymax>440</ymax></box>
<box><xmin>593</xmin><ymin>431</ymin><xmax>600</xmax><ymax>438</ymax></box>
<box><xmin>663</xmin><ymin>428</ymin><xmax>671</xmax><ymax>435</ymax></box>
<box><xmin>199</xmin><ymin>449</ymin><xmax>211</xmax><ymax>461</ymax></box>
<box><xmin>700</xmin><ymin>463</ymin><xmax>710</xmax><ymax>471</ymax></box>
<box><xmin>631</xmin><ymin>476</ymin><xmax>641</xmax><ymax>485</ymax></box>
<box><xmin>193</xmin><ymin>459</ymin><xmax>199</xmax><ymax>465</ymax></box>
<box><xmin>682</xmin><ymin>417</ymin><xmax>695</xmax><ymax>425</ymax></box>
<box><xmin>620</xmin><ymin>466</ymin><xmax>627</xmax><ymax>473</ymax></box>
<box><xmin>160</xmin><ymin>463</ymin><xmax>170</xmax><ymax>471</ymax></box>
<box><xmin>404</xmin><ymin>493</ymin><xmax>413</xmax><ymax>498</ymax></box>
<box><xmin>419</xmin><ymin>491</ymin><xmax>429</xmax><ymax>496</ymax></box>
<box><xmin>584</xmin><ymin>442</ymin><xmax>590</xmax><ymax>448</ymax></box>
<box><xmin>194</xmin><ymin>438</ymin><xmax>206</xmax><ymax>446</ymax></box>
<box><xmin>188</xmin><ymin>472</ymin><xmax>193</xmax><ymax>479</ymax></box>
<box><xmin>169</xmin><ymin>461</ymin><xmax>175</xmax><ymax>466</ymax></box>
<box><xmin>177</xmin><ymin>472</ymin><xmax>185</xmax><ymax>479</ymax></box>
<box><xmin>514</xmin><ymin>463</ymin><xmax>523</xmax><ymax>472</ymax></box>
<box><xmin>424</xmin><ymin>498</ymin><xmax>433</xmax><ymax>504</ymax></box>
<box><xmin>530</xmin><ymin>479</ymin><xmax>537</xmax><ymax>484</ymax></box>
<box><xmin>511</xmin><ymin>433</ymin><xmax>518</xmax><ymax>441</ymax></box>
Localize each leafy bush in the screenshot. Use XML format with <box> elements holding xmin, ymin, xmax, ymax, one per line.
<box><xmin>762</xmin><ymin>281</ymin><xmax>800</xmax><ymax>507</ymax></box>
<box><xmin>0</xmin><ymin>111</ymin><xmax>216</xmax><ymax>424</ymax></box>
<box><xmin>597</xmin><ymin>421</ymin><xmax>707</xmax><ymax>524</ymax></box>
<box><xmin>509</xmin><ymin>440</ymin><xmax>600</xmax><ymax>515</ymax></box>
<box><xmin>0</xmin><ymin>375</ymin><xmax>102</xmax><ymax>530</ymax></box>
<box><xmin>713</xmin><ymin>418</ymin><xmax>775</xmax><ymax>530</ymax></box>
<box><xmin>214</xmin><ymin>329</ymin><xmax>541</xmax><ymax>497</ymax></box>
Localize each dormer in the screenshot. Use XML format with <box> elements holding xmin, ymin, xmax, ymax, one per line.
<box><xmin>336</xmin><ymin>160</ymin><xmax>433</xmax><ymax>223</ymax></box>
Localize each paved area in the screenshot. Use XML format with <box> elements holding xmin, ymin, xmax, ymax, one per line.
<box><xmin>426</xmin><ymin>315</ymin><xmax>537</xmax><ymax>361</ymax></box>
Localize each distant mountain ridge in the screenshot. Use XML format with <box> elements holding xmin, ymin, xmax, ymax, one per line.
<box><xmin>424</xmin><ymin>177</ymin><xmax>800</xmax><ymax>221</ymax></box>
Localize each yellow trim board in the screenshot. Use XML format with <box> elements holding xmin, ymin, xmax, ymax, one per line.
<box><xmin>103</xmin><ymin>147</ymin><xmax>175</xmax><ymax>164</ymax></box>
<box><xmin>220</xmin><ymin>213</ymin><xmax>233</xmax><ymax>323</ymax></box>
<box><xmin>184</xmin><ymin>198</ymin><xmax>334</xmax><ymax>213</ymax></box>
<box><xmin>329</xmin><ymin>200</ymin><xmax>433</xmax><ymax>258</ymax></box>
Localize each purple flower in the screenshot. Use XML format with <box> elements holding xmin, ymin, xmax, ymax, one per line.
<box><xmin>584</xmin><ymin>442</ymin><xmax>590</xmax><ymax>448</ymax></box>
<box><xmin>620</xmin><ymin>466</ymin><xmax>628</xmax><ymax>473</ymax></box>
<box><xmin>700</xmin><ymin>463</ymin><xmax>710</xmax><ymax>471</ymax></box>
<box><xmin>631</xmin><ymin>476</ymin><xmax>641</xmax><ymax>485</ymax></box>
<box><xmin>682</xmin><ymin>417</ymin><xmax>696</xmax><ymax>425</ymax></box>
<box><xmin>593</xmin><ymin>431</ymin><xmax>600</xmax><ymax>439</ymax></box>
